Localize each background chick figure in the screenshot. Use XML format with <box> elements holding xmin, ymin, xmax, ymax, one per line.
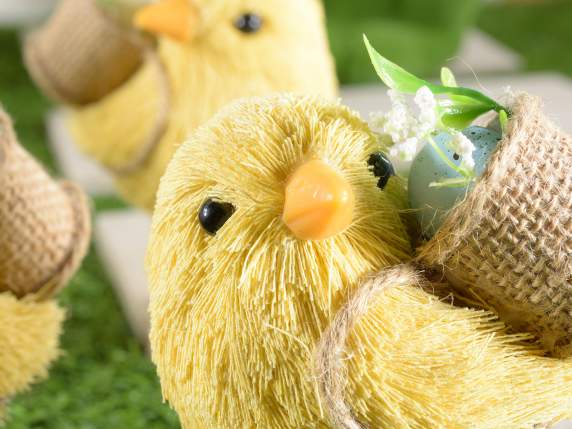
<box><xmin>33</xmin><ymin>0</ymin><xmax>338</xmax><ymax>210</ymax></box>
<box><xmin>147</xmin><ymin>94</ymin><xmax>572</xmax><ymax>429</ymax></box>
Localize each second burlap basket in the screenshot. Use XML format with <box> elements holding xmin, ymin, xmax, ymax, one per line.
<box><xmin>24</xmin><ymin>0</ymin><xmax>146</xmax><ymax>105</ymax></box>
<box><xmin>418</xmin><ymin>93</ymin><xmax>572</xmax><ymax>357</ymax></box>
<box><xmin>0</xmin><ymin>108</ymin><xmax>91</xmax><ymax>300</ymax></box>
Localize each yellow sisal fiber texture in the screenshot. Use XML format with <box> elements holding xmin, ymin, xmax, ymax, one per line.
<box><xmin>0</xmin><ymin>293</ymin><xmax>64</xmax><ymax>422</ymax></box>
<box><xmin>147</xmin><ymin>94</ymin><xmax>572</xmax><ymax>428</ymax></box>
<box><xmin>69</xmin><ymin>0</ymin><xmax>338</xmax><ymax>211</ymax></box>
<box><xmin>147</xmin><ymin>94</ymin><xmax>410</xmax><ymax>428</ymax></box>
<box><xmin>331</xmin><ymin>267</ymin><xmax>572</xmax><ymax>428</ymax></box>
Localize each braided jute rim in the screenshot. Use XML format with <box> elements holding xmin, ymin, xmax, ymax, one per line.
<box><xmin>31</xmin><ymin>180</ymin><xmax>92</xmax><ymax>302</ymax></box>
<box><xmin>314</xmin><ymin>265</ymin><xmax>424</xmax><ymax>429</ymax></box>
<box><xmin>416</xmin><ymin>93</ymin><xmax>541</xmax><ymax>265</ymax></box>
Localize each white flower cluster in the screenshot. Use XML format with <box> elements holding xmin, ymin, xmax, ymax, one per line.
<box><xmin>370</xmin><ymin>86</ymin><xmax>437</xmax><ymax>162</ymax></box>
<box><xmin>449</xmin><ymin>132</ymin><xmax>476</xmax><ymax>171</ymax></box>
<box><xmin>370</xmin><ymin>85</ymin><xmax>477</xmax><ymax>178</ymax></box>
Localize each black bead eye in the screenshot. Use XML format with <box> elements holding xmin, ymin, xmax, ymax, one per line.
<box><xmin>368</xmin><ymin>152</ymin><xmax>396</xmax><ymax>190</ymax></box>
<box><xmin>199</xmin><ymin>199</ymin><xmax>235</xmax><ymax>235</ymax></box>
<box><xmin>234</xmin><ymin>13</ymin><xmax>263</xmax><ymax>34</ymax></box>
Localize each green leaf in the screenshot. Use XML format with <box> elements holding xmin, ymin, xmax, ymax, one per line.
<box><xmin>440</xmin><ymin>68</ymin><xmax>481</xmax><ymax>107</ymax></box>
<box><xmin>440</xmin><ymin>104</ymin><xmax>495</xmax><ymax>130</ymax></box>
<box><xmin>429</xmin><ymin>177</ymin><xmax>473</xmax><ymax>188</ymax></box>
<box><xmin>364</xmin><ymin>35</ymin><xmax>509</xmax><ymax>126</ymax></box>
<box><xmin>499</xmin><ymin>109</ymin><xmax>509</xmax><ymax>135</ymax></box>
<box><xmin>440</xmin><ymin>67</ymin><xmax>457</xmax><ymax>87</ymax></box>
<box><xmin>364</xmin><ymin>35</ymin><xmax>429</xmax><ymax>94</ymax></box>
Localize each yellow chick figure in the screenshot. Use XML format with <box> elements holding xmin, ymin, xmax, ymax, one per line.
<box><xmin>147</xmin><ymin>95</ymin><xmax>572</xmax><ymax>429</ymax></box>
<box><xmin>69</xmin><ymin>0</ymin><xmax>338</xmax><ymax>210</ymax></box>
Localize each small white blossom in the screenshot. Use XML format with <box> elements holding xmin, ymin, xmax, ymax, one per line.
<box><xmin>460</xmin><ymin>157</ymin><xmax>475</xmax><ymax>171</ymax></box>
<box><xmin>389</xmin><ymin>137</ymin><xmax>418</xmax><ymax>162</ymax></box>
<box><xmin>369</xmin><ymin>86</ymin><xmax>439</xmax><ymax>165</ymax></box>
<box><xmin>450</xmin><ymin>132</ymin><xmax>476</xmax><ymax>173</ymax></box>
<box><xmin>414</xmin><ymin>86</ymin><xmax>435</xmax><ymax>108</ymax></box>
<box><xmin>414</xmin><ymin>87</ymin><xmax>438</xmax><ymax>136</ymax></box>
<box><xmin>450</xmin><ymin>132</ymin><xmax>475</xmax><ymax>155</ymax></box>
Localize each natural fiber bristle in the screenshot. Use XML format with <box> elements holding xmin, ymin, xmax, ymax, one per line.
<box><xmin>148</xmin><ymin>95</ymin><xmax>572</xmax><ymax>429</ymax></box>
<box><xmin>147</xmin><ymin>95</ymin><xmax>411</xmax><ymax>428</ymax></box>
<box><xmin>69</xmin><ymin>0</ymin><xmax>338</xmax><ymax>210</ymax></box>
<box><xmin>0</xmin><ymin>293</ymin><xmax>64</xmax><ymax>421</ymax></box>
<box><xmin>318</xmin><ymin>265</ymin><xmax>572</xmax><ymax>429</ymax></box>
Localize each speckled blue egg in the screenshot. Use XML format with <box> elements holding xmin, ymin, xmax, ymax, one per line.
<box><xmin>408</xmin><ymin>126</ymin><xmax>502</xmax><ymax>239</ymax></box>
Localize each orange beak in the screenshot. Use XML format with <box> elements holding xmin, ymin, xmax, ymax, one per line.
<box><xmin>133</xmin><ymin>0</ymin><xmax>198</xmax><ymax>43</ymax></box>
<box><xmin>283</xmin><ymin>160</ymin><xmax>355</xmax><ymax>241</ymax></box>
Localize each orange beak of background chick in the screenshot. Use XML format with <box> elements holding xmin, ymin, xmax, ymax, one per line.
<box><xmin>133</xmin><ymin>0</ymin><xmax>198</xmax><ymax>43</ymax></box>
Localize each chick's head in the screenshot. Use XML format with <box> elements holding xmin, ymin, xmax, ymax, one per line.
<box><xmin>146</xmin><ymin>95</ymin><xmax>411</xmax><ymax>428</ymax></box>
<box><xmin>134</xmin><ymin>0</ymin><xmax>338</xmax><ymax>99</ymax></box>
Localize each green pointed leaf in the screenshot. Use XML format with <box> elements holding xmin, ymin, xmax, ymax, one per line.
<box><xmin>440</xmin><ymin>104</ymin><xmax>494</xmax><ymax>130</ymax></box>
<box><xmin>499</xmin><ymin>109</ymin><xmax>509</xmax><ymax>135</ymax></box>
<box><xmin>440</xmin><ymin>67</ymin><xmax>457</xmax><ymax>87</ymax></box>
<box><xmin>364</xmin><ymin>35</ymin><xmax>509</xmax><ymax>127</ymax></box>
<box><xmin>440</xmin><ymin>67</ymin><xmax>482</xmax><ymax>107</ymax></box>
<box><xmin>364</xmin><ymin>35</ymin><xmax>429</xmax><ymax>94</ymax></box>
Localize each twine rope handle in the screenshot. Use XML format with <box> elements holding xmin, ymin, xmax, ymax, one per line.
<box><xmin>315</xmin><ymin>265</ymin><xmax>425</xmax><ymax>429</ymax></box>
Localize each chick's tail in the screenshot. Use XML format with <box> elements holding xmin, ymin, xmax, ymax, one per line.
<box><xmin>317</xmin><ymin>265</ymin><xmax>572</xmax><ymax>429</ymax></box>
<box><xmin>0</xmin><ymin>293</ymin><xmax>64</xmax><ymax>421</ymax></box>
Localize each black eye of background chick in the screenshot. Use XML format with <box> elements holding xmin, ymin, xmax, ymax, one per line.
<box><xmin>234</xmin><ymin>13</ymin><xmax>263</xmax><ymax>34</ymax></box>
<box><xmin>199</xmin><ymin>199</ymin><xmax>235</xmax><ymax>235</ymax></box>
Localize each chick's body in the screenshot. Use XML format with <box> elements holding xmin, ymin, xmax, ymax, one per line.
<box><xmin>0</xmin><ymin>295</ymin><xmax>64</xmax><ymax>420</ymax></box>
<box><xmin>147</xmin><ymin>95</ymin><xmax>572</xmax><ymax>429</ymax></box>
<box><xmin>69</xmin><ymin>0</ymin><xmax>337</xmax><ymax>210</ymax></box>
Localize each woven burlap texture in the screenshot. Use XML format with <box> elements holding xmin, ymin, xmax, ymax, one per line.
<box><xmin>0</xmin><ymin>109</ymin><xmax>91</xmax><ymax>300</ymax></box>
<box><xmin>24</xmin><ymin>0</ymin><xmax>145</xmax><ymax>105</ymax></box>
<box><xmin>418</xmin><ymin>93</ymin><xmax>572</xmax><ymax>357</ymax></box>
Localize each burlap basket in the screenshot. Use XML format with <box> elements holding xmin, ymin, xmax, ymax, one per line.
<box><xmin>23</xmin><ymin>0</ymin><xmax>146</xmax><ymax>106</ymax></box>
<box><xmin>417</xmin><ymin>93</ymin><xmax>572</xmax><ymax>357</ymax></box>
<box><xmin>0</xmin><ymin>109</ymin><xmax>91</xmax><ymax>300</ymax></box>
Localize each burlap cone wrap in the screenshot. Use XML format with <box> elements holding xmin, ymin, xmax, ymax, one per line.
<box><xmin>418</xmin><ymin>93</ymin><xmax>572</xmax><ymax>357</ymax></box>
<box><xmin>0</xmin><ymin>109</ymin><xmax>91</xmax><ymax>300</ymax></box>
<box><xmin>24</xmin><ymin>0</ymin><xmax>145</xmax><ymax>106</ymax></box>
